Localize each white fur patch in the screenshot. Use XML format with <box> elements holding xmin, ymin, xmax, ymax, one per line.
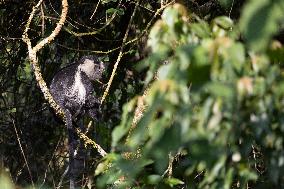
<box><xmin>80</xmin><ymin>59</ymin><xmax>95</xmax><ymax>79</ymax></box>
<box><xmin>69</xmin><ymin>68</ymin><xmax>86</xmax><ymax>104</ymax></box>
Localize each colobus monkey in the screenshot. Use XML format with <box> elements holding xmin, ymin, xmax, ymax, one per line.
<box><xmin>50</xmin><ymin>55</ymin><xmax>105</xmax><ymax>189</ymax></box>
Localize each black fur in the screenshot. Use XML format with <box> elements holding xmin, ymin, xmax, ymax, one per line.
<box><xmin>49</xmin><ymin>55</ymin><xmax>105</xmax><ymax>189</ymax></box>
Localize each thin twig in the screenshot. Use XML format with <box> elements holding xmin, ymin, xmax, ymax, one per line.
<box><xmin>57</xmin><ymin>164</ymin><xmax>69</xmax><ymax>189</ymax></box>
<box><xmin>11</xmin><ymin>116</ymin><xmax>35</xmax><ymax>188</ymax></box>
<box><xmin>66</xmin><ymin>0</ymin><xmax>123</xmax><ymax>37</ymax></box>
<box><xmin>41</xmin><ymin>3</ymin><xmax>45</xmax><ymax>36</ymax></box>
<box><xmin>58</xmin><ymin>2</ymin><xmax>172</xmax><ymax>56</ymax></box>
<box><xmin>100</xmin><ymin>1</ymin><xmax>173</xmax><ymax>103</ymax></box>
<box><xmin>162</xmin><ymin>152</ymin><xmax>174</xmax><ymax>178</ymax></box>
<box><xmin>90</xmin><ymin>0</ymin><xmax>101</xmax><ymax>20</ymax></box>
<box><xmin>40</xmin><ymin>136</ymin><xmax>63</xmax><ymax>188</ymax></box>
<box><xmin>64</xmin><ymin>9</ymin><xmax>116</xmax><ymax>37</ymax></box>
<box><xmin>229</xmin><ymin>0</ymin><xmax>234</xmax><ymax>18</ymax></box>
<box><xmin>34</xmin><ymin>0</ymin><xmax>68</xmax><ymax>51</ymax></box>
<box><xmin>100</xmin><ymin>0</ymin><xmax>141</xmax><ymax>103</ymax></box>
<box><xmin>47</xmin><ymin>0</ymin><xmax>78</xmax><ymax>29</ymax></box>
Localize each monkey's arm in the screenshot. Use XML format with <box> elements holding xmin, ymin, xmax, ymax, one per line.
<box><xmin>85</xmin><ymin>94</ymin><xmax>100</xmax><ymax>107</ymax></box>
<box><xmin>85</xmin><ymin>95</ymin><xmax>101</xmax><ymax>121</ymax></box>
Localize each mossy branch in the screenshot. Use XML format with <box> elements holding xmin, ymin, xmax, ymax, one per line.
<box><xmin>22</xmin><ymin>0</ymin><xmax>107</xmax><ymax>157</ymax></box>
<box><xmin>22</xmin><ymin>0</ymin><xmax>68</xmax><ymax>119</ymax></box>
<box><xmin>75</xmin><ymin>128</ymin><xmax>107</xmax><ymax>157</ymax></box>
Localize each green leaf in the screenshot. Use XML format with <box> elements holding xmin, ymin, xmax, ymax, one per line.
<box><xmin>219</xmin><ymin>0</ymin><xmax>235</xmax><ymax>8</ymax></box>
<box><xmin>0</xmin><ymin>173</ymin><xmax>13</xmax><ymax>189</ymax></box>
<box><xmin>205</xmin><ymin>83</ymin><xmax>234</xmax><ymax>99</ymax></box>
<box><xmin>224</xmin><ymin>168</ymin><xmax>234</xmax><ymax>189</ymax></box>
<box><xmin>190</xmin><ymin>22</ymin><xmax>211</xmax><ymax>38</ymax></box>
<box><xmin>164</xmin><ymin>177</ymin><xmax>184</xmax><ymax>187</ymax></box>
<box><xmin>147</xmin><ymin>175</ymin><xmax>162</xmax><ymax>185</ymax></box>
<box><xmin>102</xmin><ymin>0</ymin><xmax>117</xmax><ymax>4</ymax></box>
<box><xmin>239</xmin><ymin>0</ymin><xmax>284</xmax><ymax>52</ymax></box>
<box><xmin>106</xmin><ymin>8</ymin><xmax>124</xmax><ymax>16</ymax></box>
<box><xmin>157</xmin><ymin>64</ymin><xmax>173</xmax><ymax>80</ymax></box>
<box><xmin>162</xmin><ymin>7</ymin><xmax>179</xmax><ymax>29</ymax></box>
<box><xmin>213</xmin><ymin>16</ymin><xmax>234</xmax><ymax>30</ymax></box>
<box><xmin>227</xmin><ymin>42</ymin><xmax>245</xmax><ymax>72</ymax></box>
<box><xmin>9</xmin><ymin>108</ymin><xmax>16</xmax><ymax>113</ymax></box>
<box><xmin>112</xmin><ymin>98</ymin><xmax>137</xmax><ymax>148</ymax></box>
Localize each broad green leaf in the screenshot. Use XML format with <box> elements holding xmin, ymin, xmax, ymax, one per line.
<box><xmin>213</xmin><ymin>16</ymin><xmax>234</xmax><ymax>30</ymax></box>
<box><xmin>162</xmin><ymin>7</ymin><xmax>179</xmax><ymax>29</ymax></box>
<box><xmin>190</xmin><ymin>22</ymin><xmax>211</xmax><ymax>38</ymax></box>
<box><xmin>239</xmin><ymin>0</ymin><xmax>284</xmax><ymax>52</ymax></box>
<box><xmin>205</xmin><ymin>83</ymin><xmax>234</xmax><ymax>99</ymax></box>
<box><xmin>112</xmin><ymin>98</ymin><xmax>137</xmax><ymax>147</ymax></box>
<box><xmin>147</xmin><ymin>175</ymin><xmax>162</xmax><ymax>185</ymax></box>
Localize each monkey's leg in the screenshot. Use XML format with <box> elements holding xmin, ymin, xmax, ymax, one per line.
<box><xmin>64</xmin><ymin>100</ymin><xmax>83</xmax><ymax>121</ymax></box>
<box><xmin>72</xmin><ymin>123</ymin><xmax>86</xmax><ymax>179</ymax></box>
<box><xmin>65</xmin><ymin>110</ymin><xmax>76</xmax><ymax>189</ymax></box>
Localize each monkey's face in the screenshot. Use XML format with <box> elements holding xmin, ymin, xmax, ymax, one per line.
<box><xmin>79</xmin><ymin>58</ymin><xmax>105</xmax><ymax>82</ymax></box>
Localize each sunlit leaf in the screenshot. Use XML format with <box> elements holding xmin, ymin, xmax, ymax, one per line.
<box><xmin>164</xmin><ymin>177</ymin><xmax>184</xmax><ymax>187</ymax></box>
<box><xmin>213</xmin><ymin>16</ymin><xmax>234</xmax><ymax>30</ymax></box>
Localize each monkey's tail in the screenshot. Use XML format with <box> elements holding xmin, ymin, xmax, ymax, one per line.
<box><xmin>65</xmin><ymin>110</ymin><xmax>76</xmax><ymax>189</ymax></box>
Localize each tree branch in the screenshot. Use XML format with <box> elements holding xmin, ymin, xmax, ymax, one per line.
<box><xmin>22</xmin><ymin>0</ymin><xmax>68</xmax><ymax>119</ymax></box>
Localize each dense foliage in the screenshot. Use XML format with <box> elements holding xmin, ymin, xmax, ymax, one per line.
<box><xmin>1</xmin><ymin>0</ymin><xmax>284</xmax><ymax>188</ymax></box>
<box><xmin>97</xmin><ymin>1</ymin><xmax>284</xmax><ymax>188</ymax></box>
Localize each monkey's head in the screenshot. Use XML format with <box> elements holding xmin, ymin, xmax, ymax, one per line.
<box><xmin>78</xmin><ymin>55</ymin><xmax>106</xmax><ymax>82</ymax></box>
